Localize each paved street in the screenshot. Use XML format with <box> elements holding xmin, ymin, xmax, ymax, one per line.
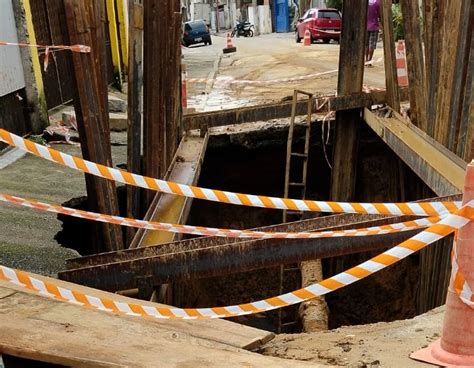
<box><xmin>183</xmin><ymin>32</ymin><xmax>386</xmax><ymax>112</ymax></box>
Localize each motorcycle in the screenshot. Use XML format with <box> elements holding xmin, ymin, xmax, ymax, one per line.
<box><xmin>231</xmin><ymin>21</ymin><xmax>254</xmax><ymax>38</ymax></box>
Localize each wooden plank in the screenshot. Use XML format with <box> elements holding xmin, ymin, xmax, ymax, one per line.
<box><xmin>126</xmin><ymin>1</ymin><xmax>144</xmax><ymax>244</ymax></box>
<box><xmin>0</xmin><ymin>275</ymin><xmax>275</xmax><ymax>351</ymax></box>
<box><xmin>184</xmin><ymin>89</ymin><xmax>409</xmax><ymax>131</ymax></box>
<box><xmin>381</xmin><ymin>0</ymin><xmax>400</xmax><ymax>112</ymax></box>
<box><xmin>64</xmin><ymin>0</ymin><xmax>124</xmax><ymax>252</ymax></box>
<box><xmin>425</xmin><ymin>0</ymin><xmax>444</xmax><ymax>137</ymax></box>
<box><xmin>0</xmin><ymin>283</ymin><xmax>314</xmax><ymax>366</ymax></box>
<box><xmin>330</xmin><ymin>0</ymin><xmax>367</xmax><ymax>202</ymax></box>
<box><xmin>433</xmin><ymin>1</ymin><xmax>471</xmax><ymax>150</ymax></box>
<box><xmin>130</xmin><ymin>132</ymin><xmax>208</xmax><ymax>248</ymax></box>
<box><xmin>364</xmin><ymin>108</ymin><xmax>466</xmax><ymax>196</ymax></box>
<box><xmin>447</xmin><ymin>0</ymin><xmax>474</xmax><ymax>152</ymax></box>
<box><xmin>399</xmin><ymin>0</ymin><xmax>428</xmax><ymax>132</ymax></box>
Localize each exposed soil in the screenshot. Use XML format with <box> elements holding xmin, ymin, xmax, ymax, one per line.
<box><xmin>259</xmin><ymin>306</ymin><xmax>445</xmax><ymax>368</ymax></box>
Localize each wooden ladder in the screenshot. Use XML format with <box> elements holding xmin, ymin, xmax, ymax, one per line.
<box><xmin>278</xmin><ymin>90</ymin><xmax>313</xmax><ymax>333</ymax></box>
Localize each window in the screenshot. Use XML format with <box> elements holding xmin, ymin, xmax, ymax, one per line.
<box><xmin>318</xmin><ymin>11</ymin><xmax>341</xmax><ymax>20</ymax></box>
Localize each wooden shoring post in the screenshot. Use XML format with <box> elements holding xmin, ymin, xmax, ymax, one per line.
<box><xmin>64</xmin><ymin>0</ymin><xmax>124</xmax><ymax>253</ymax></box>
<box><xmin>446</xmin><ymin>0</ymin><xmax>473</xmax><ymax>152</ymax></box>
<box><xmin>330</xmin><ymin>0</ymin><xmax>367</xmax><ymax>202</ymax></box>
<box><xmin>399</xmin><ymin>0</ymin><xmax>428</xmax><ymax>132</ymax></box>
<box><xmin>456</xmin><ymin>16</ymin><xmax>474</xmax><ymax>162</ymax></box>
<box><xmin>381</xmin><ymin>0</ymin><xmax>400</xmax><ymax>112</ymax></box>
<box><xmin>425</xmin><ymin>0</ymin><xmax>443</xmax><ymax>137</ymax></box>
<box><xmin>142</xmin><ymin>0</ymin><xmax>181</xmax><ymax>210</ymax></box>
<box><xmin>126</xmin><ymin>0</ymin><xmax>144</xmax><ymax>245</ymax></box>
<box><xmin>433</xmin><ymin>0</ymin><xmax>470</xmax><ymax>149</ymax></box>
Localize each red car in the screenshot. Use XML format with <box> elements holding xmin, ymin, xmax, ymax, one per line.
<box><xmin>295</xmin><ymin>8</ymin><xmax>342</xmax><ymax>44</ymax></box>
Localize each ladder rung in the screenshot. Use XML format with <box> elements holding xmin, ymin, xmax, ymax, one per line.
<box><xmin>290</xmin><ymin>152</ymin><xmax>308</xmax><ymax>158</ymax></box>
<box><xmin>289</xmin><ymin>182</ymin><xmax>305</xmax><ymax>186</ymax></box>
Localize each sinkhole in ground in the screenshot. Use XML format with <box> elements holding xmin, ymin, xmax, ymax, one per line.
<box><xmin>57</xmin><ymin>120</ymin><xmax>449</xmax><ymax>334</ymax></box>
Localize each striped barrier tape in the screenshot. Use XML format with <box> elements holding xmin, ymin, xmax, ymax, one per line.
<box><xmin>0</xmin><ymin>41</ymin><xmax>90</xmax><ymax>72</ymax></box>
<box><xmin>451</xmin><ymin>240</ymin><xmax>474</xmax><ymax>308</ymax></box>
<box><xmin>0</xmin><ymin>41</ymin><xmax>91</xmax><ymax>53</ymax></box>
<box><xmin>1</xmin><ymin>202</ymin><xmax>472</xmax><ymax>320</ymax></box>
<box><xmin>0</xmin><ymin>192</ymin><xmax>441</xmax><ymax>239</ymax></box>
<box><xmin>0</xmin><ymin>129</ymin><xmax>461</xmax><ymax>218</ymax></box>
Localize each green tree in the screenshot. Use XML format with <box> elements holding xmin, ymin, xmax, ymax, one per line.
<box><xmin>326</xmin><ymin>0</ymin><xmax>343</xmax><ymax>11</ymax></box>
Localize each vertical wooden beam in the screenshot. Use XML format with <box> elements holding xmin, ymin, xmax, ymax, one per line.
<box><xmin>456</xmin><ymin>4</ymin><xmax>474</xmax><ymax>162</ymax></box>
<box><xmin>381</xmin><ymin>0</ymin><xmax>400</xmax><ymax>112</ymax></box>
<box><xmin>142</xmin><ymin>0</ymin><xmax>181</xmax><ymax>209</ymax></box>
<box><xmin>64</xmin><ymin>0</ymin><xmax>124</xmax><ymax>253</ymax></box>
<box><xmin>399</xmin><ymin>0</ymin><xmax>427</xmax><ymax>131</ymax></box>
<box><xmin>432</xmin><ymin>0</ymin><xmax>461</xmax><ymax>147</ymax></box>
<box><xmin>330</xmin><ymin>0</ymin><xmax>368</xmax><ymax>202</ymax></box>
<box><xmin>126</xmin><ymin>0</ymin><xmax>144</xmax><ymax>245</ymax></box>
<box><xmin>446</xmin><ymin>0</ymin><xmax>473</xmax><ymax>152</ymax></box>
<box><xmin>105</xmin><ymin>0</ymin><xmax>123</xmax><ymax>89</ymax></box>
<box><xmin>425</xmin><ymin>0</ymin><xmax>444</xmax><ymax>138</ymax></box>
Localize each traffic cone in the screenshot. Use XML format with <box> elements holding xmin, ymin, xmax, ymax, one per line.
<box><xmin>303</xmin><ymin>29</ymin><xmax>311</xmax><ymax>46</ymax></box>
<box><xmin>411</xmin><ymin>160</ymin><xmax>474</xmax><ymax>366</ymax></box>
<box><xmin>223</xmin><ymin>32</ymin><xmax>237</xmax><ymax>54</ymax></box>
<box><xmin>396</xmin><ymin>40</ymin><xmax>409</xmax><ymax>87</ymax></box>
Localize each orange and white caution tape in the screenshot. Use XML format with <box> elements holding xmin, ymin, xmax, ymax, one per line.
<box><xmin>0</xmin><ymin>193</ymin><xmax>441</xmax><ymax>239</ymax></box>
<box><xmin>0</xmin><ymin>129</ymin><xmax>461</xmax><ymax>217</ymax></box>
<box><xmin>1</xmin><ymin>203</ymin><xmax>472</xmax><ymax>320</ymax></box>
<box><xmin>0</xmin><ymin>41</ymin><xmax>91</xmax><ymax>53</ymax></box>
<box><xmin>451</xmin><ymin>240</ymin><xmax>474</xmax><ymax>308</ymax></box>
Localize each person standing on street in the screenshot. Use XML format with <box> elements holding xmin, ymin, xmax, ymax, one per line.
<box><xmin>366</xmin><ymin>0</ymin><xmax>381</xmax><ymax>66</ymax></box>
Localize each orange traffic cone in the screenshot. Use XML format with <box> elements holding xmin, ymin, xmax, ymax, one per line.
<box><xmin>411</xmin><ymin>160</ymin><xmax>474</xmax><ymax>366</ymax></box>
<box><xmin>303</xmin><ymin>29</ymin><xmax>311</xmax><ymax>46</ymax></box>
<box><xmin>223</xmin><ymin>32</ymin><xmax>237</xmax><ymax>54</ymax></box>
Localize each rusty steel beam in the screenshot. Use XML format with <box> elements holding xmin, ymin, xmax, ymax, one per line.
<box><xmin>59</xmin><ymin>224</ymin><xmax>418</xmax><ymax>292</ymax></box>
<box><xmin>66</xmin><ymin>213</ymin><xmax>388</xmax><ymax>269</ymax></box>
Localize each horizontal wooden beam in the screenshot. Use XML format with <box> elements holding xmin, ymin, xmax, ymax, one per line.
<box><xmin>364</xmin><ymin>108</ymin><xmax>467</xmax><ymax>195</ymax></box>
<box><xmin>184</xmin><ymin>88</ymin><xmax>409</xmax><ymax>131</ymax></box>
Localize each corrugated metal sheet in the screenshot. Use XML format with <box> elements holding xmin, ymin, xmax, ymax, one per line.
<box><xmin>0</xmin><ymin>0</ymin><xmax>26</xmax><ymax>97</ymax></box>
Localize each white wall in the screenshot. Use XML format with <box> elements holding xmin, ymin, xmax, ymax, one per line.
<box><xmin>0</xmin><ymin>0</ymin><xmax>25</xmax><ymax>97</ymax></box>
<box><xmin>257</xmin><ymin>5</ymin><xmax>272</xmax><ymax>34</ymax></box>
<box><xmin>248</xmin><ymin>6</ymin><xmax>259</xmax><ymax>35</ymax></box>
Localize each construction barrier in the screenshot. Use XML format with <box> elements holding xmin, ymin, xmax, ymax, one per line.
<box><xmin>0</xmin><ymin>129</ymin><xmax>461</xmax><ymax>217</ymax></box>
<box><xmin>1</xmin><ymin>202</ymin><xmax>472</xmax><ymax>320</ymax></box>
<box><xmin>411</xmin><ymin>162</ymin><xmax>474</xmax><ymax>366</ymax></box>
<box><xmin>222</xmin><ymin>32</ymin><xmax>237</xmax><ymax>54</ymax></box>
<box><xmin>395</xmin><ymin>40</ymin><xmax>409</xmax><ymax>87</ymax></box>
<box><xmin>0</xmin><ymin>192</ymin><xmax>442</xmax><ymax>239</ymax></box>
<box><xmin>303</xmin><ymin>29</ymin><xmax>311</xmax><ymax>46</ymax></box>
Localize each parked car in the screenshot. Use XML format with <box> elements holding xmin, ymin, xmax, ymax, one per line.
<box><xmin>182</xmin><ymin>20</ymin><xmax>212</xmax><ymax>47</ymax></box>
<box><xmin>295</xmin><ymin>8</ymin><xmax>342</xmax><ymax>44</ymax></box>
